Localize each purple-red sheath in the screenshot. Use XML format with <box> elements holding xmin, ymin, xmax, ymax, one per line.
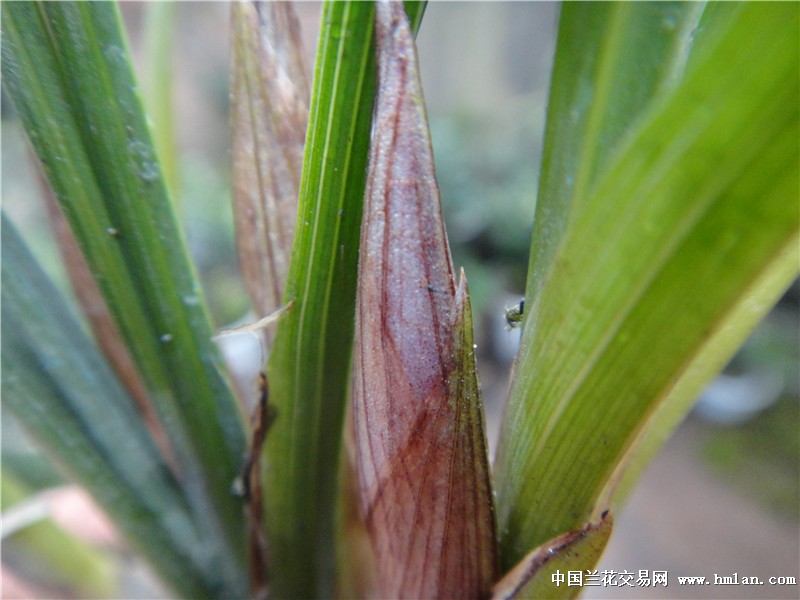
<box><xmin>352</xmin><ymin>2</ymin><xmax>498</xmax><ymax>597</ymax></box>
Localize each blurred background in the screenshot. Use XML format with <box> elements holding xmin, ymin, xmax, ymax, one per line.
<box><xmin>2</xmin><ymin>3</ymin><xmax>797</xmax><ymax>598</ymax></box>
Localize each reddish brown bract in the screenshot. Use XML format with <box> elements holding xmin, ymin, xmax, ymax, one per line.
<box><xmin>351</xmin><ymin>2</ymin><xmax>498</xmax><ymax>597</ymax></box>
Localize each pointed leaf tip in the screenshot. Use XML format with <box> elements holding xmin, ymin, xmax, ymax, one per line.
<box><xmin>352</xmin><ymin>2</ymin><xmax>497</xmax><ymax>597</ymax></box>
<box><xmin>492</xmin><ymin>511</ymin><xmax>613</xmax><ymax>600</ymax></box>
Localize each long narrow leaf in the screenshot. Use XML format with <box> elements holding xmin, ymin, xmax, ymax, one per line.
<box><xmin>1</xmin><ymin>216</ymin><xmax>221</xmax><ymax>599</ymax></box>
<box><xmin>39</xmin><ymin>173</ymin><xmax>176</xmax><ymax>470</ymax></box>
<box><xmin>494</xmin><ymin>2</ymin><xmax>799</xmax><ymax>568</ymax></box>
<box><xmin>142</xmin><ymin>2</ymin><xmax>179</xmax><ymax>201</ymax></box>
<box><xmin>1</xmin><ymin>4</ymin><xmax>247</xmax><ymax>591</ymax></box>
<box><xmin>262</xmin><ymin>2</ymin><xmax>425</xmax><ymax>596</ymax></box>
<box><xmin>261</xmin><ymin>4</ymin><xmax>377</xmax><ymax>595</ymax></box>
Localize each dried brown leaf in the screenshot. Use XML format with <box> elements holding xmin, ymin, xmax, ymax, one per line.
<box><xmin>352</xmin><ymin>2</ymin><xmax>498</xmax><ymax>597</ymax></box>
<box><xmin>230</xmin><ymin>0</ymin><xmax>309</xmax><ymax>340</ymax></box>
<box><xmin>239</xmin><ymin>372</ymin><xmax>276</xmax><ymax>600</ymax></box>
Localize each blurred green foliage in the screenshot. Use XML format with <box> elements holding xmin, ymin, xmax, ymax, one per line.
<box><xmin>702</xmin><ymin>299</ymin><xmax>800</xmax><ymax>520</ymax></box>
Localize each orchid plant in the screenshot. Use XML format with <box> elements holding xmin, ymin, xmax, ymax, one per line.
<box><xmin>2</xmin><ymin>1</ymin><xmax>797</xmax><ymax>599</ymax></box>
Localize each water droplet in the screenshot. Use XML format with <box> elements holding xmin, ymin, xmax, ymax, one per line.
<box><xmin>127</xmin><ymin>140</ymin><xmax>160</xmax><ymax>182</ymax></box>
<box><xmin>159</xmin><ymin>333</ymin><xmax>173</xmax><ymax>343</ymax></box>
<box><xmin>128</xmin><ymin>140</ymin><xmax>148</xmax><ymax>156</ymax></box>
<box><xmin>182</xmin><ymin>295</ymin><xmax>201</xmax><ymax>306</ymax></box>
<box><xmin>103</xmin><ymin>45</ymin><xmax>126</xmax><ymax>64</ymax></box>
<box><xmin>106</xmin><ymin>227</ymin><xmax>120</xmax><ymax>237</ymax></box>
<box><xmin>138</xmin><ymin>162</ymin><xmax>160</xmax><ymax>182</ymax></box>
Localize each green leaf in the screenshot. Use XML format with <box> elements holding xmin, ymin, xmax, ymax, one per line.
<box><xmin>262</xmin><ymin>1</ymin><xmax>425</xmax><ymax>597</ymax></box>
<box><xmin>1</xmin><ymin>216</ymin><xmax>223</xmax><ymax>599</ymax></box>
<box><xmin>491</xmin><ymin>512</ymin><xmax>613</xmax><ymax>600</ymax></box>
<box><xmin>494</xmin><ymin>2</ymin><xmax>799</xmax><ymax>569</ymax></box>
<box><xmin>40</xmin><ymin>176</ymin><xmax>177</xmax><ymax>469</ymax></box>
<box><xmin>2</xmin><ymin>412</ymin><xmax>65</xmax><ymax>492</ymax></box>
<box><xmin>526</xmin><ymin>1</ymin><xmax>705</xmax><ymax>303</ymax></box>
<box><xmin>1</xmin><ymin>4</ymin><xmax>247</xmax><ymax>591</ymax></box>
<box><xmin>141</xmin><ymin>1</ymin><xmax>179</xmax><ymax>201</ymax></box>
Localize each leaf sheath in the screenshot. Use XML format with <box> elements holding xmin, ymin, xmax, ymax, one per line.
<box><xmin>231</xmin><ymin>0</ymin><xmax>309</xmax><ymax>331</ymax></box>
<box><xmin>352</xmin><ymin>2</ymin><xmax>497</xmax><ymax>597</ymax></box>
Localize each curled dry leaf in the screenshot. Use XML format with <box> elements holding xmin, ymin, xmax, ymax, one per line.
<box><xmin>230</xmin><ymin>0</ymin><xmax>309</xmax><ymax>344</ymax></box>
<box><xmin>352</xmin><ymin>2</ymin><xmax>498</xmax><ymax>597</ymax></box>
<box><xmin>239</xmin><ymin>372</ymin><xmax>276</xmax><ymax>600</ymax></box>
<box><xmin>213</xmin><ymin>300</ymin><xmax>294</xmax><ymax>340</ymax></box>
<box><xmin>491</xmin><ymin>511</ymin><xmax>613</xmax><ymax>600</ymax></box>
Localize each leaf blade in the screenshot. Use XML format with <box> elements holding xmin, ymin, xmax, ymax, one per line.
<box><xmin>494</xmin><ymin>2</ymin><xmax>799</xmax><ymax>568</ymax></box>
<box><xmin>526</xmin><ymin>2</ymin><xmax>705</xmax><ymax>303</ymax></box>
<box><xmin>1</xmin><ymin>216</ymin><xmax>220</xmax><ymax>599</ymax></box>
<box><xmin>491</xmin><ymin>512</ymin><xmax>613</xmax><ymax>600</ymax></box>
<box><xmin>1</xmin><ymin>3</ymin><xmax>247</xmax><ymax>592</ymax></box>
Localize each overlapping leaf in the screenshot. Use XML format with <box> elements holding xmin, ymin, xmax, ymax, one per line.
<box><xmin>261</xmin><ymin>2</ymin><xmax>425</xmax><ymax>596</ymax></box>
<box><xmin>1</xmin><ymin>217</ymin><xmax>218</xmax><ymax>598</ymax></box>
<box><xmin>2</xmin><ymin>3</ymin><xmax>246</xmax><ymax>594</ymax></box>
<box><xmin>492</xmin><ymin>512</ymin><xmax>613</xmax><ymax>600</ymax></box>
<box><xmin>39</xmin><ymin>178</ymin><xmax>175</xmax><ymax>469</ymax></box>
